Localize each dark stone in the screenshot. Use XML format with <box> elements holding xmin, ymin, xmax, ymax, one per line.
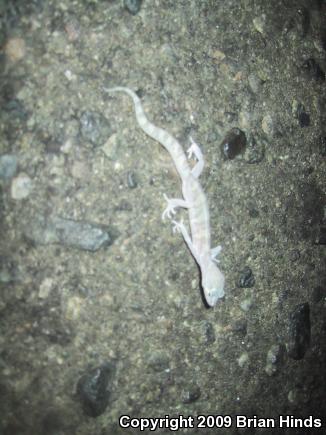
<box><xmin>297</xmin><ymin>7</ymin><xmax>310</xmax><ymax>38</ymax></box>
<box><xmin>231</xmin><ymin>319</ymin><xmax>248</xmax><ymax>337</ymax></box>
<box><xmin>124</xmin><ymin>0</ymin><xmax>142</xmax><ymax>15</ymax></box>
<box><xmin>287</xmin><ymin>302</ymin><xmax>311</xmax><ymax>360</ymax></box>
<box><xmin>289</xmin><ymin>249</ymin><xmax>300</xmax><ymax>262</ymax></box>
<box><xmin>248</xmin><ymin>207</ymin><xmax>259</xmax><ymax>218</ymax></box>
<box><xmin>127</xmin><ymin>171</ymin><xmax>138</xmax><ymax>188</ymax></box>
<box><xmin>181</xmin><ymin>384</ymin><xmax>201</xmax><ymax>404</ymax></box>
<box><xmin>237</xmin><ymin>266</ymin><xmax>255</xmax><ymax>288</ymax></box>
<box><xmin>295</xmin><ymin>103</ymin><xmax>310</xmax><ymax>127</ymax></box>
<box><xmin>312</xmin><ymin>285</ymin><xmax>324</xmax><ymax>304</ymax></box>
<box><xmin>220</xmin><ymin>128</ymin><xmax>246</xmax><ymax>160</ymax></box>
<box><xmin>201</xmin><ymin>321</ymin><xmax>216</xmax><ymax>344</ymax></box>
<box><xmin>298</xmin><ymin>110</ymin><xmax>310</xmax><ymax>127</ymax></box>
<box><xmin>76</xmin><ymin>363</ymin><xmax>114</xmax><ymax>417</ymax></box>
<box><xmin>301</xmin><ymin>58</ymin><xmax>325</xmax><ymax>82</ymax></box>
<box><xmin>316</xmin><ymin>226</ymin><xmax>326</xmax><ymax>245</ymax></box>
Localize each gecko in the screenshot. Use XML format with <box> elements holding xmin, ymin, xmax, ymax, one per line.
<box><xmin>104</xmin><ymin>86</ymin><xmax>225</xmax><ymax>307</ymax></box>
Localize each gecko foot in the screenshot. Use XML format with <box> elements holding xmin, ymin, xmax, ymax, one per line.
<box><xmin>162</xmin><ymin>194</ymin><xmax>189</xmax><ymax>220</ymax></box>
<box><xmin>171</xmin><ymin>219</ymin><xmax>185</xmax><ymax>235</ymax></box>
<box><xmin>162</xmin><ymin>193</ymin><xmax>177</xmax><ymax>220</ymax></box>
<box><xmin>187</xmin><ymin>136</ymin><xmax>204</xmax><ymax>178</ymax></box>
<box><xmin>187</xmin><ymin>137</ymin><xmax>198</xmax><ymax>160</ymax></box>
<box><xmin>211</xmin><ymin>245</ymin><xmax>222</xmax><ymax>263</ymax></box>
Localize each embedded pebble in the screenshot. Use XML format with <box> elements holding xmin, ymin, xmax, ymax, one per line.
<box><xmin>181</xmin><ymin>384</ymin><xmax>201</xmax><ymax>404</ymax></box>
<box><xmin>287</xmin><ymin>302</ymin><xmax>310</xmax><ymax>360</ymax></box>
<box><xmin>231</xmin><ymin>319</ymin><xmax>248</xmax><ymax>337</ymax></box>
<box><xmin>253</xmin><ymin>14</ymin><xmax>266</xmax><ymax>34</ymax></box>
<box><xmin>147</xmin><ymin>351</ymin><xmax>170</xmax><ymax>372</ymax></box>
<box><xmin>265</xmin><ymin>344</ymin><xmax>285</xmax><ymax>376</ymax></box>
<box><xmin>80</xmin><ymin>111</ymin><xmax>111</xmax><ymax>146</ymax></box>
<box><xmin>38</xmin><ymin>277</ymin><xmax>54</xmax><ymax>299</ymax></box>
<box><xmin>248</xmin><ymin>73</ymin><xmax>264</xmax><ymax>94</ymax></box>
<box><xmin>311</xmin><ymin>286</ymin><xmax>324</xmax><ymax>304</ymax></box>
<box><xmin>237</xmin><ymin>352</ymin><xmax>249</xmax><ymax>368</ymax></box>
<box><xmin>4</xmin><ymin>37</ymin><xmax>26</xmax><ymax>62</ymax></box>
<box><xmin>261</xmin><ymin>114</ymin><xmax>274</xmax><ymax>136</ymax></box>
<box><xmin>0</xmin><ymin>154</ymin><xmax>17</xmax><ymax>180</ymax></box>
<box><xmin>240</xmin><ymin>295</ymin><xmax>254</xmax><ymax>312</ymax></box>
<box><xmin>124</xmin><ymin>0</ymin><xmax>142</xmax><ymax>15</ymax></box>
<box><xmin>245</xmin><ymin>135</ymin><xmax>265</xmax><ymax>164</ymax></box>
<box><xmin>102</xmin><ymin>133</ymin><xmax>119</xmax><ymax>160</ymax></box>
<box><xmin>71</xmin><ymin>161</ymin><xmax>90</xmax><ymax>179</ymax></box>
<box><xmin>26</xmin><ymin>215</ymin><xmax>112</xmax><ymax>251</ymax></box>
<box><xmin>220</xmin><ymin>128</ymin><xmax>246</xmax><ymax>160</ymax></box>
<box><xmin>76</xmin><ymin>363</ymin><xmax>114</xmax><ymax>417</ymax></box>
<box><xmin>316</xmin><ymin>227</ymin><xmax>326</xmax><ymax>245</ymax></box>
<box><xmin>10</xmin><ymin>173</ymin><xmax>32</xmax><ymax>199</ymax></box>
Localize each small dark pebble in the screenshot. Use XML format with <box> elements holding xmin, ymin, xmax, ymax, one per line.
<box><xmin>289</xmin><ymin>249</ymin><xmax>300</xmax><ymax>262</ymax></box>
<box><xmin>238</xmin><ymin>266</ymin><xmax>255</xmax><ymax>288</ymax></box>
<box><xmin>248</xmin><ymin>207</ymin><xmax>259</xmax><ymax>218</ymax></box>
<box><xmin>319</xmin><ymin>136</ymin><xmax>326</xmax><ymax>157</ymax></box>
<box><xmin>76</xmin><ymin>363</ymin><xmax>114</xmax><ymax>417</ymax></box>
<box><xmin>3</xmin><ymin>98</ymin><xmax>29</xmax><ymax>121</ymax></box>
<box><xmin>220</xmin><ymin>128</ymin><xmax>246</xmax><ymax>160</ymax></box>
<box><xmin>297</xmin><ymin>7</ymin><xmax>310</xmax><ymax>38</ymax></box>
<box><xmin>124</xmin><ymin>0</ymin><xmax>142</xmax><ymax>15</ymax></box>
<box><xmin>312</xmin><ymin>285</ymin><xmax>324</xmax><ymax>304</ymax></box>
<box><xmin>127</xmin><ymin>171</ymin><xmax>138</xmax><ymax>188</ymax></box>
<box><xmin>301</xmin><ymin>58</ymin><xmax>325</xmax><ymax>82</ymax></box>
<box><xmin>296</xmin><ymin>103</ymin><xmax>310</xmax><ymax>127</ymax></box>
<box><xmin>321</xmin><ymin>31</ymin><xmax>326</xmax><ymax>51</ymax></box>
<box><xmin>231</xmin><ymin>319</ymin><xmax>248</xmax><ymax>337</ymax></box>
<box><xmin>287</xmin><ymin>302</ymin><xmax>311</xmax><ymax>360</ymax></box>
<box><xmin>201</xmin><ymin>321</ymin><xmax>216</xmax><ymax>344</ymax></box>
<box><xmin>316</xmin><ymin>226</ymin><xmax>326</xmax><ymax>245</ymax></box>
<box><xmin>181</xmin><ymin>384</ymin><xmax>201</xmax><ymax>404</ymax></box>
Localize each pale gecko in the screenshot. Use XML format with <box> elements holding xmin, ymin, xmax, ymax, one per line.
<box><xmin>104</xmin><ymin>86</ymin><xmax>225</xmax><ymax>307</ymax></box>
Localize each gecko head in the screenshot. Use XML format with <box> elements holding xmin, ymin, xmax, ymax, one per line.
<box><xmin>202</xmin><ymin>261</ymin><xmax>225</xmax><ymax>307</ymax></box>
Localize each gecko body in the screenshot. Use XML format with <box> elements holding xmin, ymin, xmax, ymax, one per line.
<box><xmin>104</xmin><ymin>86</ymin><xmax>225</xmax><ymax>306</ymax></box>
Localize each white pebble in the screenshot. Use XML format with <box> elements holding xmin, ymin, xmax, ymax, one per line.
<box><xmin>11</xmin><ymin>173</ymin><xmax>33</xmax><ymax>199</ymax></box>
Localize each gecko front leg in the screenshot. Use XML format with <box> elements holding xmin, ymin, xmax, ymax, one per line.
<box><xmin>187</xmin><ymin>136</ymin><xmax>204</xmax><ymax>178</ymax></box>
<box><xmin>162</xmin><ymin>194</ymin><xmax>190</xmax><ymax>220</ymax></box>
<box><xmin>172</xmin><ymin>219</ymin><xmax>200</xmax><ymax>264</ymax></box>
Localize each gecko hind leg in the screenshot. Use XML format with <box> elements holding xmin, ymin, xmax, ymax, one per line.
<box><xmin>162</xmin><ymin>194</ymin><xmax>189</xmax><ymax>220</ymax></box>
<box><xmin>171</xmin><ymin>219</ymin><xmax>200</xmax><ymax>264</ymax></box>
<box><xmin>187</xmin><ymin>136</ymin><xmax>204</xmax><ymax>178</ymax></box>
